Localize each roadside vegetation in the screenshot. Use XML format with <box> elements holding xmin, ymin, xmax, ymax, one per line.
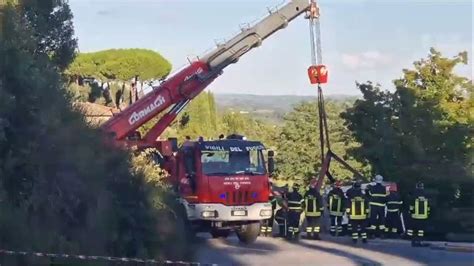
<box><xmin>0</xmin><ymin>1</ymin><xmax>192</xmax><ymax>265</ymax></box>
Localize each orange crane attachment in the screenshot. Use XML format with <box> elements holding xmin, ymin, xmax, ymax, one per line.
<box><xmin>306</xmin><ymin>0</ymin><xmax>328</xmax><ymax>85</ymax></box>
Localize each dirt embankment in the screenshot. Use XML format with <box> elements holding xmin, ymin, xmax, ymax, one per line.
<box><xmin>72</xmin><ymin>101</ymin><xmax>121</xmax><ymax>126</ymax></box>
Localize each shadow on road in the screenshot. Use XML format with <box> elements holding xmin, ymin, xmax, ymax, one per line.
<box><xmin>220</xmin><ymin>236</ymin><xmax>280</xmax><ymax>253</ymax></box>
<box><xmin>291</xmin><ymin>234</ymin><xmax>474</xmax><ymax>266</ymax></box>
<box><xmin>287</xmin><ymin>238</ymin><xmax>382</xmax><ymax>266</ymax></box>
<box><xmin>194</xmin><ymin>234</ymin><xmax>280</xmax><ymax>265</ymax></box>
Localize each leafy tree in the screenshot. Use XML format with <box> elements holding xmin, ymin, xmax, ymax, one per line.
<box><xmin>21</xmin><ymin>0</ymin><xmax>77</xmax><ymax>70</ymax></box>
<box><xmin>275</xmin><ymin>100</ymin><xmax>369</xmax><ymax>186</ymax></box>
<box><xmin>176</xmin><ymin>91</ymin><xmax>218</xmax><ymax>139</ymax></box>
<box><xmin>67</xmin><ymin>48</ymin><xmax>172</xmax><ymax>81</ymax></box>
<box><xmin>341</xmin><ymin>49</ymin><xmax>473</xmax><ymax>235</ymax></box>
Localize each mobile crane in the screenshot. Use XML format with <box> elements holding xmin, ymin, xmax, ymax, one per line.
<box><xmin>100</xmin><ymin>0</ymin><xmax>326</xmax><ymax>244</ymax></box>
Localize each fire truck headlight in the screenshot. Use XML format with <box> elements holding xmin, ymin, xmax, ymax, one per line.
<box><xmin>260</xmin><ymin>209</ymin><xmax>272</xmax><ymax>217</ymax></box>
<box><xmin>201</xmin><ymin>210</ymin><xmax>217</xmax><ymax>218</ymax></box>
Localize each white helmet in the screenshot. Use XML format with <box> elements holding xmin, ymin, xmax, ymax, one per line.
<box><xmin>375</xmin><ymin>175</ymin><xmax>384</xmax><ymax>183</ymax></box>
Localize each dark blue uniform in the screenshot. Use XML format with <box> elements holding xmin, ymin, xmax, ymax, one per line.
<box><xmin>368</xmin><ymin>183</ymin><xmax>388</xmax><ymax>236</ymax></box>
<box><xmin>407</xmin><ymin>189</ymin><xmax>430</xmax><ymax>246</ymax></box>
<box><xmin>385</xmin><ymin>191</ymin><xmax>403</xmax><ymax>237</ymax></box>
<box><xmin>287</xmin><ymin>190</ymin><xmax>304</xmax><ymax>239</ymax></box>
<box><xmin>327</xmin><ymin>187</ymin><xmax>345</xmax><ymax>236</ymax></box>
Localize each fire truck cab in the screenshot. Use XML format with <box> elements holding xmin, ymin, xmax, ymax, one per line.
<box><xmin>165</xmin><ymin>134</ymin><xmax>274</xmax><ymax>243</ymax></box>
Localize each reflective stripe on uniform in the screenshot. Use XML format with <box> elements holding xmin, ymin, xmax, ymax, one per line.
<box><xmin>387</xmin><ymin>209</ymin><xmax>399</xmax><ymax>212</ymax></box>
<box><xmin>412</xmin><ymin>198</ymin><xmax>429</xmax><ymax>219</ymax></box>
<box><xmin>418</xmin><ymin>230</ymin><xmax>424</xmax><ymax>237</ymax></box>
<box><xmin>387</xmin><ymin>201</ymin><xmax>403</xmax><ymax>204</ymax></box>
<box><xmin>370</xmin><ymin>193</ymin><xmax>387</xmax><ymax>197</ymax></box>
<box><xmin>329</xmin><ymin>195</ymin><xmax>343</xmax><ymax>216</ymax></box>
<box><xmin>305</xmin><ymin>198</ymin><xmax>323</xmax><ymax>217</ymax></box>
<box><xmin>288</xmin><ymin>201</ymin><xmax>303</xmax><ymax>205</ymax></box>
<box><xmin>369</xmin><ymin>202</ymin><xmax>386</xmax><ymax>207</ymax></box>
<box><xmin>350</xmin><ymin>198</ymin><xmax>367</xmax><ymax>220</ymax></box>
<box><xmin>314</xmin><ymin>227</ymin><xmax>320</xmax><ymax>233</ymax></box>
<box><xmin>306</xmin><ymin>227</ymin><xmax>313</xmax><ymax>232</ymax></box>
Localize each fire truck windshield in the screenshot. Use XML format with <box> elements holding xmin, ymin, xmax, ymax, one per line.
<box><xmin>201</xmin><ymin>150</ymin><xmax>266</xmax><ymax>176</ymax></box>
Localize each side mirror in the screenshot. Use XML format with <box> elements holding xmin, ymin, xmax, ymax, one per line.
<box><xmin>168</xmin><ymin>137</ymin><xmax>178</xmax><ymax>152</ymax></box>
<box><xmin>267</xmin><ymin>150</ymin><xmax>275</xmax><ymax>176</ymax></box>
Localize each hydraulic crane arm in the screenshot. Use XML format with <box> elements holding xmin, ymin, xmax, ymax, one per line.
<box><xmin>101</xmin><ymin>0</ymin><xmax>313</xmax><ymax>145</ymax></box>
<box><xmin>202</xmin><ymin>0</ymin><xmax>311</xmax><ymax>71</ymax></box>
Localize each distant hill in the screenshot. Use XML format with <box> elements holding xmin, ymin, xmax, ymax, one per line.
<box><xmin>214</xmin><ymin>93</ymin><xmax>358</xmax><ymax>123</ymax></box>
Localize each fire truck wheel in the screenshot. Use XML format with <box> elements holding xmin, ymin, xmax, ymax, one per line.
<box><xmin>236</xmin><ymin>222</ymin><xmax>260</xmax><ymax>244</ymax></box>
<box><xmin>210</xmin><ymin>229</ymin><xmax>231</xmax><ymax>239</ymax></box>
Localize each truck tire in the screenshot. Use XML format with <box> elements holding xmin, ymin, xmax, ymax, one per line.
<box><xmin>211</xmin><ymin>229</ymin><xmax>231</xmax><ymax>239</ymax></box>
<box><xmin>236</xmin><ymin>222</ymin><xmax>260</xmax><ymax>244</ymax></box>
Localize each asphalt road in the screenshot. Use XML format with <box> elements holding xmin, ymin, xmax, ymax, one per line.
<box><xmin>196</xmin><ymin>234</ymin><xmax>474</xmax><ymax>266</ymax></box>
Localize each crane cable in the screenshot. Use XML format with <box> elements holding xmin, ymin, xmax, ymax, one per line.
<box><xmin>307</xmin><ymin>1</ymin><xmax>364</xmax><ymax>189</ymax></box>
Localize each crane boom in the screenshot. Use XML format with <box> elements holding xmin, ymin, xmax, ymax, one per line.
<box><xmin>202</xmin><ymin>0</ymin><xmax>310</xmax><ymax>70</ymax></box>
<box><xmin>101</xmin><ymin>0</ymin><xmax>312</xmax><ymax>145</ymax></box>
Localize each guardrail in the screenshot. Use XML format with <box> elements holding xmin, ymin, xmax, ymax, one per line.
<box><xmin>0</xmin><ymin>249</ymin><xmax>217</xmax><ymax>265</ymax></box>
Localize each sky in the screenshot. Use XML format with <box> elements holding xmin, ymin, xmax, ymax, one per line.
<box><xmin>68</xmin><ymin>0</ymin><xmax>473</xmax><ymax>96</ymax></box>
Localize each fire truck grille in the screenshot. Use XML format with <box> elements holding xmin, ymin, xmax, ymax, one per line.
<box><xmin>228</xmin><ymin>191</ymin><xmax>252</xmax><ymax>205</ymax></box>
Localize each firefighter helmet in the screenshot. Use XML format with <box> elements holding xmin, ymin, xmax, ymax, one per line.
<box><xmin>375</xmin><ymin>175</ymin><xmax>384</xmax><ymax>183</ymax></box>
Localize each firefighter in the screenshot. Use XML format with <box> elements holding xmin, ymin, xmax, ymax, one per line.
<box><xmin>274</xmin><ymin>192</ymin><xmax>288</xmax><ymax>238</ymax></box>
<box><xmin>327</xmin><ymin>180</ymin><xmax>345</xmax><ymax>236</ymax></box>
<box><xmin>303</xmin><ymin>185</ymin><xmax>324</xmax><ymax>240</ymax></box>
<box><xmin>346</xmin><ymin>179</ymin><xmax>369</xmax><ymax>244</ymax></box>
<box><xmin>345</xmin><ymin>179</ymin><xmax>358</xmax><ymax>234</ymax></box>
<box><xmin>287</xmin><ymin>183</ymin><xmax>304</xmax><ymax>240</ymax></box>
<box><xmin>407</xmin><ymin>182</ymin><xmax>430</xmax><ymax>247</ymax></box>
<box><xmin>261</xmin><ymin>192</ymin><xmax>278</xmax><ymax>237</ymax></box>
<box><xmin>364</xmin><ymin>179</ymin><xmax>374</xmax><ymax>233</ymax></box>
<box><xmin>368</xmin><ymin>175</ymin><xmax>388</xmax><ymax>238</ymax></box>
<box><xmin>385</xmin><ymin>183</ymin><xmax>403</xmax><ymax>238</ymax></box>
